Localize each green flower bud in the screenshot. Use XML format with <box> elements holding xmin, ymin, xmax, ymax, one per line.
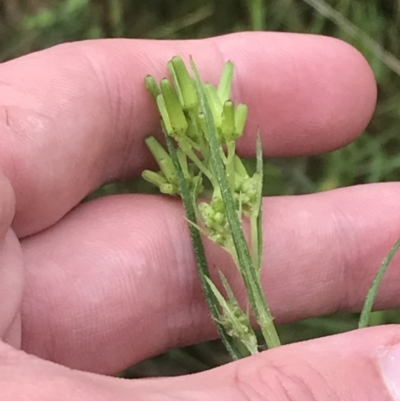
<box><xmin>160</xmin><ymin>79</ymin><xmax>188</xmax><ymax>137</ymax></box>
<box><xmin>159</xmin><ymin>158</ymin><xmax>177</xmax><ymax>185</ymax></box>
<box><xmin>156</xmin><ymin>94</ymin><xmax>174</xmax><ymax>135</ymax></box>
<box><xmin>144</xmin><ymin>75</ymin><xmax>161</xmax><ymax>104</ymax></box>
<box><xmin>168</xmin><ymin>56</ymin><xmax>199</xmax><ymax>111</ymax></box>
<box><xmin>141</xmin><ymin>170</ymin><xmax>168</xmax><ymax>187</ymax></box>
<box><xmin>160</xmin><ymin>182</ymin><xmax>179</xmax><ymax>195</ymax></box>
<box><xmin>217</xmin><ymin>61</ymin><xmax>234</xmax><ymax>103</ymax></box>
<box><xmin>211</xmin><ymin>194</ymin><xmax>225</xmax><ymax>213</ymax></box>
<box><xmin>198</xmin><ymin>201</ymin><xmax>212</xmax><ymax>221</ymax></box>
<box><xmin>185</xmin><ymin>117</ymin><xmax>200</xmax><ymax>142</ymax></box>
<box><xmin>220</xmin><ymin>100</ymin><xmax>235</xmax><ymax>142</ymax></box>
<box><xmin>145</xmin><ymin>136</ymin><xmax>176</xmax><ymax>184</ymax></box>
<box><xmin>239</xmin><ymin>173</ymin><xmax>261</xmax><ymax>212</ymax></box>
<box><xmin>234</xmin><ymin>103</ymin><xmax>248</xmax><ymax>137</ymax></box>
<box><xmin>204</xmin><ymin>83</ymin><xmax>223</xmax><ymax>127</ymax></box>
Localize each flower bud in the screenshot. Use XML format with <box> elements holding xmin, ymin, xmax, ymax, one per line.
<box><xmin>141</xmin><ymin>170</ymin><xmax>167</xmax><ymax>187</ymax></box>
<box><xmin>234</xmin><ymin>103</ymin><xmax>248</xmax><ymax>137</ymax></box>
<box><xmin>160</xmin><ymin>182</ymin><xmax>179</xmax><ymax>195</ymax></box>
<box><xmin>160</xmin><ymin>79</ymin><xmax>188</xmax><ymax>137</ymax></box>
<box><xmin>217</xmin><ymin>61</ymin><xmax>234</xmax><ymax>103</ymax></box>
<box><xmin>145</xmin><ymin>136</ymin><xmax>176</xmax><ymax>184</ymax></box>
<box><xmin>168</xmin><ymin>56</ymin><xmax>199</xmax><ymax>110</ymax></box>
<box><xmin>220</xmin><ymin>100</ymin><xmax>235</xmax><ymax>141</ymax></box>
<box><xmin>156</xmin><ymin>94</ymin><xmax>174</xmax><ymax>135</ymax></box>
<box><xmin>144</xmin><ymin>75</ymin><xmax>161</xmax><ymax>104</ymax></box>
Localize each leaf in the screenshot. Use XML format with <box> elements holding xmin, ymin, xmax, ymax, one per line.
<box><xmin>255</xmin><ymin>132</ymin><xmax>264</xmax><ymax>272</ymax></box>
<box><xmin>358</xmin><ymin>237</ymin><xmax>400</xmax><ymax>329</ymax></box>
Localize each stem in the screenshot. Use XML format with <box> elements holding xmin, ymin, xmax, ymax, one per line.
<box><xmin>182</xmin><ymin>143</ymin><xmax>213</xmax><ymax>182</ymax></box>
<box><xmin>232</xmin><ymin>251</ymin><xmax>281</xmax><ymax>349</ymax></box>
<box><xmin>247</xmin><ymin>0</ymin><xmax>266</xmax><ymax>31</ymax></box>
<box><xmin>250</xmin><ymin>214</ymin><xmax>260</xmax><ymax>273</ymax></box>
<box><xmin>191</xmin><ymin>59</ymin><xmax>280</xmax><ymax>350</ymax></box>
<box><xmin>165</xmin><ymin>131</ymin><xmax>243</xmax><ymax>360</ymax></box>
<box><xmin>226</xmin><ymin>141</ymin><xmax>236</xmax><ymax>191</ymax></box>
<box><xmin>248</xmin><ymin>269</ymin><xmax>281</xmax><ymax>348</ymax></box>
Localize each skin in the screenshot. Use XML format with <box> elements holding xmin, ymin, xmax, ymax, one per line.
<box><xmin>0</xmin><ymin>31</ymin><xmax>399</xmax><ymax>400</ymax></box>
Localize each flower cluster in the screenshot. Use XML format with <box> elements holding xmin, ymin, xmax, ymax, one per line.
<box><xmin>142</xmin><ymin>56</ymin><xmax>280</xmax><ymax>356</ymax></box>
<box><xmin>142</xmin><ymin>56</ymin><xmax>261</xmax><ymax>251</ymax></box>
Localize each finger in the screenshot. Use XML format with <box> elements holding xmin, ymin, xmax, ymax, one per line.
<box><xmin>0</xmin><ymin>171</ymin><xmax>23</xmax><ymax>347</ymax></box>
<box><xmin>161</xmin><ymin>326</ymin><xmax>400</xmax><ymax>401</ymax></box>
<box><xmin>0</xmin><ymin>32</ymin><xmax>376</xmax><ymax>236</ymax></box>
<box><xmin>2</xmin><ymin>327</ymin><xmax>400</xmax><ymax>401</ymax></box>
<box><xmin>21</xmin><ymin>182</ymin><xmax>400</xmax><ymax>374</ymax></box>
<box><xmin>0</xmin><ymin>341</ymin><xmax>154</xmax><ymax>401</ymax></box>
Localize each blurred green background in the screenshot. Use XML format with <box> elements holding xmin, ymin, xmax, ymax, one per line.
<box><xmin>3</xmin><ymin>0</ymin><xmax>400</xmax><ymax>377</ymax></box>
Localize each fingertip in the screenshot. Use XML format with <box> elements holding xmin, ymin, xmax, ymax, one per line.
<box><xmin>215</xmin><ymin>32</ymin><xmax>377</xmax><ymax>156</ymax></box>
<box><xmin>326</xmin><ymin>35</ymin><xmax>377</xmax><ymax>141</ymax></box>
<box><xmin>183</xmin><ymin>326</ymin><xmax>400</xmax><ymax>401</ymax></box>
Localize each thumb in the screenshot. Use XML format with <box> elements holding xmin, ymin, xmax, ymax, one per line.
<box><xmin>164</xmin><ymin>326</ymin><xmax>400</xmax><ymax>400</ymax></box>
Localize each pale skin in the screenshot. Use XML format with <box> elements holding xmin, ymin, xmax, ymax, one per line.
<box><xmin>1</xmin><ymin>32</ymin><xmax>400</xmax><ymax>400</ymax></box>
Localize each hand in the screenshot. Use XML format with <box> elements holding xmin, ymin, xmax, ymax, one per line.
<box><xmin>1</xmin><ymin>32</ymin><xmax>399</xmax><ymax>400</ymax></box>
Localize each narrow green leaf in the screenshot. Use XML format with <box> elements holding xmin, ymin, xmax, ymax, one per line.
<box><xmin>204</xmin><ymin>83</ymin><xmax>223</xmax><ymax>127</ymax></box>
<box><xmin>163</xmin><ymin>129</ymin><xmax>242</xmax><ymax>360</ymax></box>
<box><xmin>218</xmin><ymin>270</ymin><xmax>239</xmax><ymax>305</ymax></box>
<box><xmin>205</xmin><ymin>276</ymin><xmax>256</xmax><ymax>356</ymax></box>
<box><xmin>190</xmin><ymin>57</ymin><xmax>280</xmax><ymax>349</ymax></box>
<box><xmin>255</xmin><ymin>133</ymin><xmax>264</xmax><ymax>272</ymax></box>
<box><xmin>358</xmin><ymin>237</ymin><xmax>400</xmax><ymax>329</ymax></box>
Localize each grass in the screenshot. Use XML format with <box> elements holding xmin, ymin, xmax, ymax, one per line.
<box><xmin>3</xmin><ymin>0</ymin><xmax>400</xmax><ymax>376</ymax></box>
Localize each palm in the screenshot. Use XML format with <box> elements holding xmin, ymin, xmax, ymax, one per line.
<box><xmin>1</xmin><ymin>34</ymin><xmax>398</xmax><ymax>401</ymax></box>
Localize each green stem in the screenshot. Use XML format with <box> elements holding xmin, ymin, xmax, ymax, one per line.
<box><xmin>247</xmin><ymin>0</ymin><xmax>266</xmax><ymax>30</ymax></box>
<box><xmin>226</xmin><ymin>141</ymin><xmax>236</xmax><ymax>191</ymax></box>
<box><xmin>181</xmin><ymin>143</ymin><xmax>213</xmax><ymax>182</ymax></box>
<box><xmin>232</xmin><ymin>251</ymin><xmax>281</xmax><ymax>349</ymax></box>
<box><xmin>165</xmin><ymin>132</ymin><xmax>243</xmax><ymax>360</ymax></box>
<box><xmin>191</xmin><ymin>58</ymin><xmax>281</xmax><ymax>351</ymax></box>
<box><xmin>248</xmin><ymin>269</ymin><xmax>281</xmax><ymax>349</ymax></box>
<box><xmin>250</xmin><ymin>214</ymin><xmax>260</xmax><ymax>274</ymax></box>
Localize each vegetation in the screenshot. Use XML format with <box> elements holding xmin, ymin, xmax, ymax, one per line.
<box><xmin>3</xmin><ymin>0</ymin><xmax>400</xmax><ymax>376</ymax></box>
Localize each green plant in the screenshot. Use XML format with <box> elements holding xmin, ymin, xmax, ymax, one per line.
<box><xmin>359</xmin><ymin>237</ymin><xmax>400</xmax><ymax>329</ymax></box>
<box><xmin>141</xmin><ymin>54</ymin><xmax>400</xmax><ymax>361</ymax></box>
<box><xmin>142</xmin><ymin>56</ymin><xmax>280</xmax><ymax>359</ymax></box>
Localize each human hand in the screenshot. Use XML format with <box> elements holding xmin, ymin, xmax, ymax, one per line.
<box><xmin>1</xmin><ymin>32</ymin><xmax>399</xmax><ymax>400</ymax></box>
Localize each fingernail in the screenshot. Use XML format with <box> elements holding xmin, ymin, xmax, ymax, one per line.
<box><xmin>378</xmin><ymin>344</ymin><xmax>400</xmax><ymax>400</ymax></box>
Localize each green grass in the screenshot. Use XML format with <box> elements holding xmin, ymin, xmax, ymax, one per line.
<box><xmin>4</xmin><ymin>0</ymin><xmax>400</xmax><ymax>376</ymax></box>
